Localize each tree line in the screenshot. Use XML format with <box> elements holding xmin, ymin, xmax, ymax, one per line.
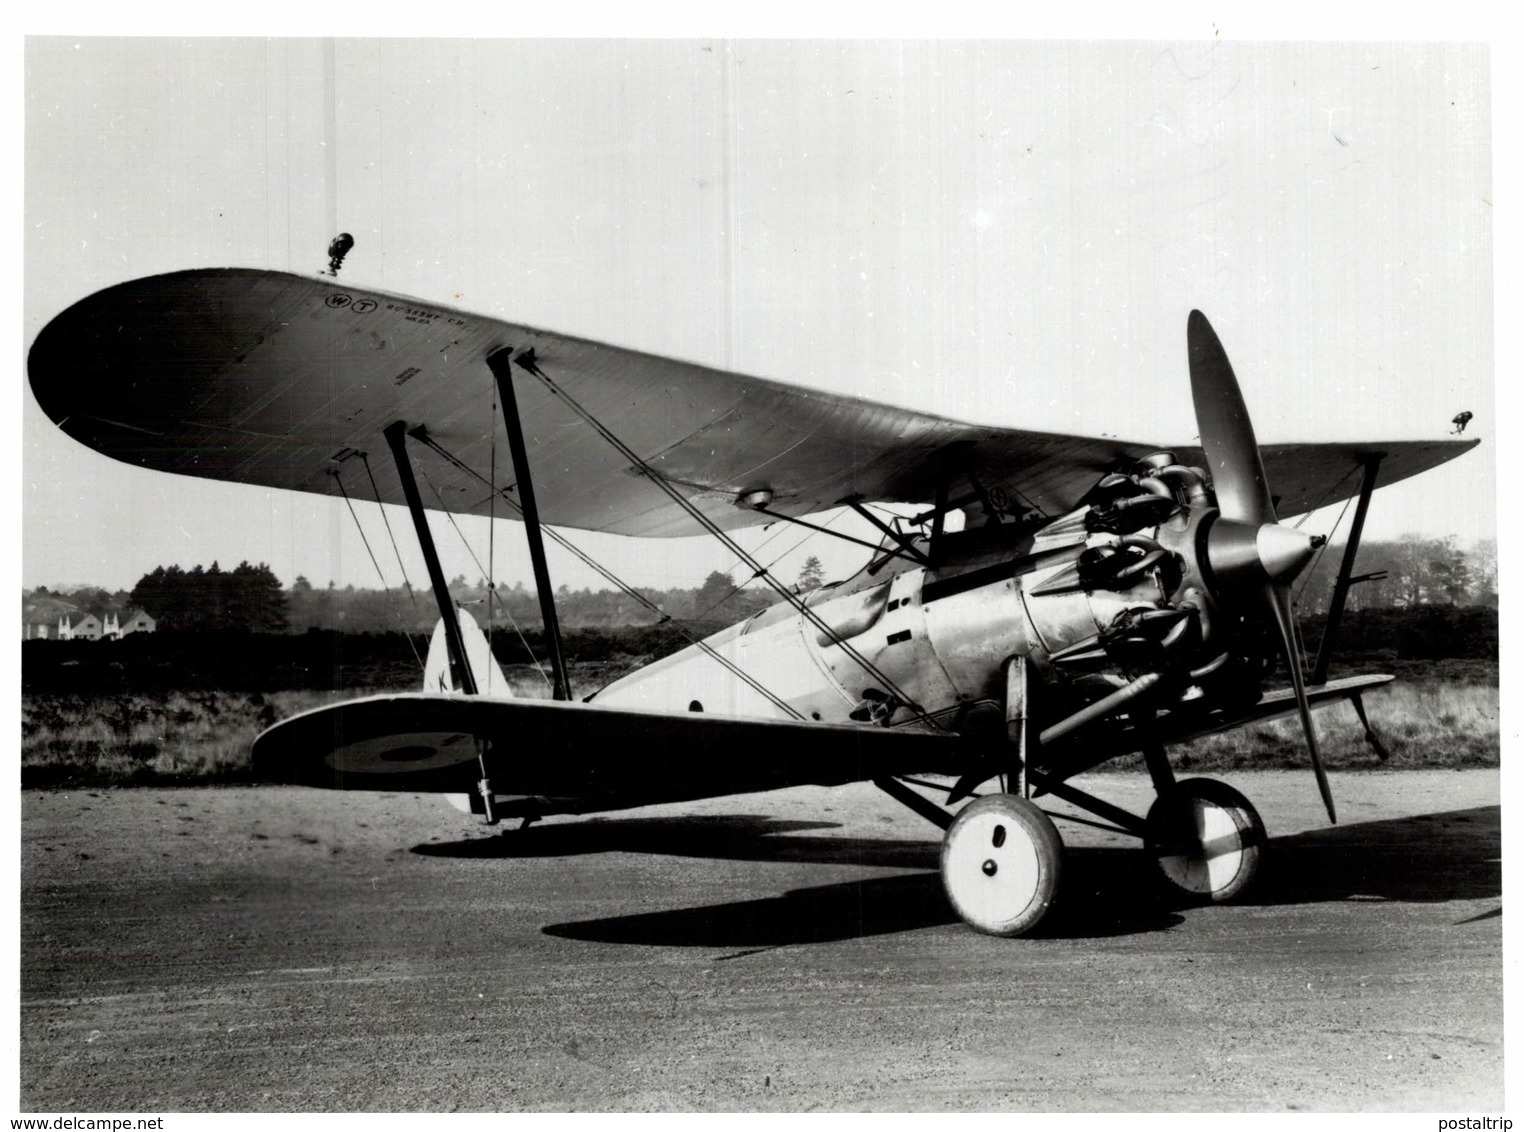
<box><xmin>130</xmin><ymin>562</ymin><xmax>288</xmax><ymax>632</ymax></box>
<box><xmin>22</xmin><ymin>535</ymin><xmax>1498</xmax><ymax>637</ymax></box>
<box><xmin>25</xmin><ymin>561</ymin><xmax>288</xmax><ymax>633</ymax></box>
<box><xmin>1294</xmin><ymin>535</ymin><xmax>1496</xmax><ymax>611</ymax></box>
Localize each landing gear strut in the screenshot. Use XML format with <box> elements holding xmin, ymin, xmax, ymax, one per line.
<box><xmin>883</xmin><ymin>657</ymin><xmax>1269</xmax><ymax>935</ymax></box>
<box><xmin>938</xmin><ymin>655</ymin><xmax>1064</xmax><ymax>937</ymax></box>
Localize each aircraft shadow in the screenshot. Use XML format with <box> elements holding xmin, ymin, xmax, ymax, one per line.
<box><xmin>418</xmin><ymin>805</ymin><xmax>1500</xmax><ymax>902</ymax></box>
<box><xmin>523</xmin><ymin>804</ymin><xmax>1499</xmax><ymax>949</ymax></box>
<box><xmin>414</xmin><ymin>813</ymin><xmax>939</xmax><ymax>870</ymax></box>
<box><xmin>1250</xmin><ymin>804</ymin><xmax>1500</xmax><ymax>907</ymax></box>
<box><xmin>541</xmin><ymin>856</ymin><xmax>1186</xmax><ymax>948</ymax></box>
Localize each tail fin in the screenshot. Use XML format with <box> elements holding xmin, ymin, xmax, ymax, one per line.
<box><xmin>423</xmin><ymin>608</ymin><xmax>513</xmax><ymax>698</ymax></box>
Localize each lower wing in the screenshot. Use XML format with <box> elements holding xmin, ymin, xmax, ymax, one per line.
<box><xmin>253</xmin><ymin>674</ymin><xmax>1391</xmax><ymax>815</ymax></box>
<box><xmin>252</xmin><ymin>693</ymin><xmax>963</xmax><ymax>812</ymax></box>
<box><xmin>1151</xmin><ymin>673</ymin><xmax>1393</xmax><ymax>746</ymax></box>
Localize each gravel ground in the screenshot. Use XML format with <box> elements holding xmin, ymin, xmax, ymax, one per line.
<box><xmin>19</xmin><ymin>768</ymin><xmax>1501</xmax><ymax>1111</ymax></box>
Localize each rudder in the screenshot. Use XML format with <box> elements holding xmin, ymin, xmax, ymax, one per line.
<box><xmin>422</xmin><ymin>608</ymin><xmax>514</xmax><ymax>698</ymax></box>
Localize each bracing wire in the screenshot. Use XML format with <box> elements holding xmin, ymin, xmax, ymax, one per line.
<box><xmin>1289</xmin><ymin>487</ymin><xmax>1359</xmax><ymax>678</ymax></box>
<box><xmin>691</xmin><ymin>507</ymin><xmax>853</xmax><ymax>622</ymax></box>
<box><xmin>1291</xmin><ymin>461</ymin><xmax>1360</xmax><ymax>530</ymax></box>
<box><xmin>1293</xmin><ymin>490</ymin><xmax>1355</xmax><ymax>612</ymax></box>
<box><xmin>413</xmin><ymin>454</ymin><xmax>554</xmax><ymax>695</ymax></box>
<box><xmin>359</xmin><ymin>453</ymin><xmax>419</xmax><ymax>611</ymax></box>
<box><xmin>1002</xmin><ymin>480</ymin><xmax>1046</xmax><ymax>524</ymax></box>
<box><xmin>332</xmin><ymin>469</ymin><xmax>425</xmax><ymax>671</ymax></box>
<box><xmin>764</xmin><ymin>506</ymin><xmax>853</xmax><ymax>573</ymax></box>
<box><xmin>408</xmin><ymin>432</ymin><xmax>806</xmax><ymax>719</ymax></box>
<box><xmin>513</xmin><ymin>355</ymin><xmax>935</xmax><ymax>724</ymax></box>
<box><xmin>712</xmin><ymin>495</ymin><xmax>839</xmax><ymax>580</ymax></box>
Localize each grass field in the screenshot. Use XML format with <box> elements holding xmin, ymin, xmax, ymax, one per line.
<box><xmin>20</xmin><ymin>666</ymin><xmax>586</xmax><ymax>787</ymax></box>
<box><xmin>1169</xmin><ymin>677</ymin><xmax>1500</xmax><ymax>771</ymax></box>
<box><xmin>20</xmin><ymin>663</ymin><xmax>1499</xmax><ymax>788</ymax></box>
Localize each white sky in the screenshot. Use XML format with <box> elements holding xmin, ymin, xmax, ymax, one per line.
<box><xmin>22</xmin><ymin>35</ymin><xmax>1497</xmax><ymax>596</ymax></box>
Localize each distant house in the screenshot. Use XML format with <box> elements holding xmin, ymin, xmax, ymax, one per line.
<box><xmin>57</xmin><ymin>614</ymin><xmax>103</xmax><ymax>641</ymax></box>
<box><xmin>22</xmin><ymin>594</ymin><xmax>76</xmax><ymax>640</ymax></box>
<box><xmin>23</xmin><ymin>605</ymin><xmax>157</xmax><ymax>642</ymax></box>
<box><xmin>111</xmin><ymin>610</ymin><xmax>157</xmax><ymax>638</ymax></box>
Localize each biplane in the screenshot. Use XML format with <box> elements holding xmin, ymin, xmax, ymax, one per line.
<box><xmin>28</xmin><ymin>268</ymin><xmax>1478</xmax><ymax>936</ymax></box>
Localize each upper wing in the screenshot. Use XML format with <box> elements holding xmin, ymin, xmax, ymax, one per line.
<box><xmin>251</xmin><ymin>692</ymin><xmax>963</xmax><ymax>810</ymax></box>
<box><xmin>28</xmin><ymin>269</ymin><xmax>1477</xmax><ymax>537</ymax></box>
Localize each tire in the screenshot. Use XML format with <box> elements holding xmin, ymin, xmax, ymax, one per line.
<box><xmin>940</xmin><ymin>794</ymin><xmax>1063</xmax><ymax>936</ymax></box>
<box><xmin>1144</xmin><ymin>777</ymin><xmax>1265</xmax><ymax>902</ymax></box>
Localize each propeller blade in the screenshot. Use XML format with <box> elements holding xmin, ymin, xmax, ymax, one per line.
<box><xmin>1265</xmin><ymin>582</ymin><xmax>1337</xmax><ymax>824</ymax></box>
<box><xmin>1186</xmin><ymin>312</ymin><xmax>1333</xmax><ymax>821</ymax></box>
<box><xmin>1188</xmin><ymin>310</ymin><xmax>1277</xmax><ymax>526</ymax></box>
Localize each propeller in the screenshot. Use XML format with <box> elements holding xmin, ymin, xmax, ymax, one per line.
<box><xmin>1188</xmin><ymin>311</ymin><xmax>1337</xmax><ymax>823</ymax></box>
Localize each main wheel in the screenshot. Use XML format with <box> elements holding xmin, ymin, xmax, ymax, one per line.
<box><xmin>1144</xmin><ymin>777</ymin><xmax>1265</xmax><ymax>902</ymax></box>
<box><xmin>940</xmin><ymin>794</ymin><xmax>1063</xmax><ymax>937</ymax></box>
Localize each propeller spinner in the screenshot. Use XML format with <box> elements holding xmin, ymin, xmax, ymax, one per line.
<box><xmin>1188</xmin><ymin>311</ymin><xmax>1337</xmax><ymax>823</ymax></box>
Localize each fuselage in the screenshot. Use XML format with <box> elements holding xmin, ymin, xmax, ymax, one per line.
<box><xmin>592</xmin><ymin>504</ymin><xmax>1177</xmax><ymax>732</ymax></box>
<box><xmin>590</xmin><ymin>447</ymin><xmax>1314</xmax><ymax>748</ymax></box>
